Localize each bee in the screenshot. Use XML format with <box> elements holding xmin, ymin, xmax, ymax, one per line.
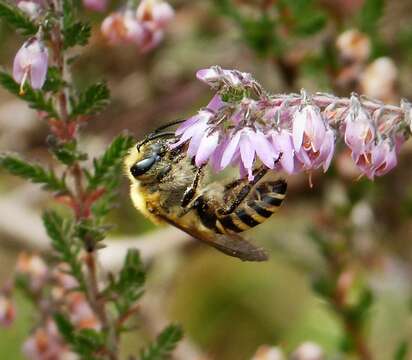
<box><xmin>124</xmin><ymin>122</ymin><xmax>287</xmax><ymax>262</ymax></box>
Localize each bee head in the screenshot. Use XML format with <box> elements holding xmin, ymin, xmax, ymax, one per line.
<box><xmin>125</xmin><ymin>135</ymin><xmax>174</xmax><ymax>182</ymax></box>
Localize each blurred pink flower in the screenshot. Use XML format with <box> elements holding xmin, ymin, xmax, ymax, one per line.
<box><xmin>0</xmin><ymin>294</ymin><xmax>15</xmax><ymax>327</ymax></box>
<box><xmin>17</xmin><ymin>1</ymin><xmax>41</xmax><ymax>18</ymax></box>
<box><xmin>68</xmin><ymin>293</ymin><xmax>101</xmax><ymax>330</ymax></box>
<box><xmin>101</xmin><ymin>11</ymin><xmax>145</xmax><ymax>45</ymax></box>
<box><xmin>83</xmin><ymin>0</ymin><xmax>107</xmax><ymax>12</ymax></box>
<box><xmin>136</xmin><ymin>0</ymin><xmax>174</xmax><ymax>29</ymax></box>
<box><xmin>13</xmin><ymin>38</ymin><xmax>48</xmax><ymax>94</ymax></box>
<box><xmin>16</xmin><ymin>252</ymin><xmax>48</xmax><ymax>291</ymax></box>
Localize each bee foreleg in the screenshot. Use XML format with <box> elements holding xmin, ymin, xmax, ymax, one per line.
<box><xmin>217</xmin><ymin>166</ymin><xmax>268</xmax><ymax>216</ymax></box>
<box><xmin>181</xmin><ymin>166</ymin><xmax>204</xmax><ymax>208</ymax></box>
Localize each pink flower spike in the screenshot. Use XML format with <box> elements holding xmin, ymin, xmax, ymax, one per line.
<box><xmin>13</xmin><ymin>38</ymin><xmax>48</xmax><ymax>93</ymax></box>
<box><xmin>83</xmin><ymin>0</ymin><xmax>107</xmax><ymax>12</ymax></box>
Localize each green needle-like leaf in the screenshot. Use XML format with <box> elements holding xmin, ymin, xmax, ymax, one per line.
<box><xmin>0</xmin><ymin>71</ymin><xmax>58</xmax><ymax>117</ymax></box>
<box><xmin>0</xmin><ymin>154</ymin><xmax>67</xmax><ymax>192</ymax></box>
<box><xmin>43</xmin><ymin>211</ymin><xmax>86</xmax><ymax>289</ymax></box>
<box><xmin>70</xmin><ymin>82</ymin><xmax>110</xmax><ymax>117</ymax></box>
<box><xmin>140</xmin><ymin>324</ymin><xmax>183</xmax><ymax>360</ymax></box>
<box><xmin>88</xmin><ymin>134</ymin><xmax>134</xmax><ymax>190</ymax></box>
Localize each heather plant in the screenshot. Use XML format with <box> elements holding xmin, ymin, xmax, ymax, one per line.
<box><xmin>0</xmin><ymin>0</ymin><xmax>181</xmax><ymax>359</ymax></box>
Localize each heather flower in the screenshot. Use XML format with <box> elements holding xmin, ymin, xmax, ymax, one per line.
<box><xmin>344</xmin><ymin>98</ymin><xmax>375</xmax><ymax>161</ymax></box>
<box><xmin>68</xmin><ymin>293</ymin><xmax>101</xmax><ymax>330</ymax></box>
<box><xmin>336</xmin><ymin>29</ymin><xmax>371</xmax><ymax>63</ymax></box>
<box><xmin>269</xmin><ymin>130</ymin><xmax>298</xmax><ymax>174</ymax></box>
<box><xmin>13</xmin><ymin>38</ymin><xmax>48</xmax><ymax>94</ymax></box>
<box><xmin>101</xmin><ymin>11</ymin><xmax>145</xmax><ymax>45</ymax></box>
<box><xmin>0</xmin><ymin>294</ymin><xmax>15</xmax><ymax>327</ymax></box>
<box><xmin>83</xmin><ymin>0</ymin><xmax>107</xmax><ymax>12</ymax></box>
<box><xmin>360</xmin><ymin>57</ymin><xmax>398</xmax><ymax>102</ymax></box>
<box><xmin>292</xmin><ymin>104</ymin><xmax>335</xmax><ymax>171</ymax></box>
<box><xmin>16</xmin><ymin>252</ymin><xmax>48</xmax><ymax>291</ymax></box>
<box><xmin>196</xmin><ymin>66</ymin><xmax>255</xmax><ymax>91</ymax></box>
<box><xmin>22</xmin><ymin>320</ymin><xmax>73</xmax><ymax>360</ymax></box>
<box><xmin>354</xmin><ymin>138</ymin><xmax>398</xmax><ymax>179</ymax></box>
<box><xmin>139</xmin><ymin>26</ymin><xmax>164</xmax><ymax>53</ymax></box>
<box><xmin>220</xmin><ymin>127</ymin><xmax>276</xmax><ymax>180</ymax></box>
<box><xmin>17</xmin><ymin>1</ymin><xmax>41</xmax><ymax>18</ymax></box>
<box><xmin>171</xmin><ymin>110</ymin><xmax>216</xmax><ymax>163</ymax></box>
<box><xmin>252</xmin><ymin>345</ymin><xmax>285</xmax><ymax>360</ymax></box>
<box><xmin>136</xmin><ymin>0</ymin><xmax>175</xmax><ymax>29</ymax></box>
<box><xmin>291</xmin><ymin>342</ymin><xmax>324</xmax><ymax>360</ymax></box>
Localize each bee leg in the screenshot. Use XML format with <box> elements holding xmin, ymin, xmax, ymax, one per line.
<box><xmin>217</xmin><ymin>165</ymin><xmax>268</xmax><ymax>216</ymax></box>
<box><xmin>181</xmin><ymin>166</ymin><xmax>204</xmax><ymax>208</ymax></box>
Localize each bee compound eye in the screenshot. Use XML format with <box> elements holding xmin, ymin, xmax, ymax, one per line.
<box><xmin>130</xmin><ymin>156</ymin><xmax>157</xmax><ymax>177</ymax></box>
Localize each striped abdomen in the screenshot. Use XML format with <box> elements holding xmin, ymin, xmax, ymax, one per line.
<box><xmin>216</xmin><ymin>180</ymin><xmax>287</xmax><ymax>233</ymax></box>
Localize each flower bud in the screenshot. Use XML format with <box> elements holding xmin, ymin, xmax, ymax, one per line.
<box><xmin>136</xmin><ymin>0</ymin><xmax>175</xmax><ymax>29</ymax></box>
<box><xmin>13</xmin><ymin>38</ymin><xmax>48</xmax><ymax>94</ymax></box>
<box><xmin>101</xmin><ymin>11</ymin><xmax>145</xmax><ymax>45</ymax></box>
<box><xmin>252</xmin><ymin>345</ymin><xmax>285</xmax><ymax>360</ymax></box>
<box><xmin>291</xmin><ymin>342</ymin><xmax>324</xmax><ymax>360</ymax></box>
<box><xmin>16</xmin><ymin>252</ymin><xmax>48</xmax><ymax>291</ymax></box>
<box><xmin>83</xmin><ymin>0</ymin><xmax>107</xmax><ymax>12</ymax></box>
<box><xmin>360</xmin><ymin>57</ymin><xmax>398</xmax><ymax>102</ymax></box>
<box><xmin>336</xmin><ymin>29</ymin><xmax>371</xmax><ymax>63</ymax></box>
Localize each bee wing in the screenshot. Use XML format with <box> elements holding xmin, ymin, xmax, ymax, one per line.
<box><xmin>158</xmin><ymin>214</ymin><xmax>268</xmax><ymax>262</ymax></box>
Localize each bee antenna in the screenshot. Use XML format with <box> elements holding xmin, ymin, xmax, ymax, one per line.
<box><xmin>153</xmin><ymin>119</ymin><xmax>186</xmax><ymax>133</ymax></box>
<box><xmin>136</xmin><ymin>132</ymin><xmax>176</xmax><ymax>152</ymax></box>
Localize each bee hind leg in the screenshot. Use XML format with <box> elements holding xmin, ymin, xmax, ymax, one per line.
<box><xmin>218</xmin><ymin>165</ymin><xmax>268</xmax><ymax>216</ymax></box>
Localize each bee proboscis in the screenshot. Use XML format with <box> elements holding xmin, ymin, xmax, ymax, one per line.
<box><xmin>124</xmin><ymin>122</ymin><xmax>287</xmax><ymax>262</ymax></box>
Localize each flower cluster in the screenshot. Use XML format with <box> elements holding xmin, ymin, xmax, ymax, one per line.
<box><xmin>172</xmin><ymin>66</ymin><xmax>411</xmax><ymax>181</ymax></box>
<box><xmin>101</xmin><ymin>0</ymin><xmax>174</xmax><ymax>52</ymax></box>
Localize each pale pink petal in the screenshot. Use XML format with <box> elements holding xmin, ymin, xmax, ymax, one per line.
<box><xmin>272</xmin><ymin>131</ymin><xmax>295</xmax><ymax>174</ymax></box>
<box><xmin>210</xmin><ymin>137</ymin><xmax>228</xmax><ymax>172</ymax></box>
<box><xmin>195</xmin><ymin>131</ymin><xmax>219</xmax><ymax>166</ymax></box>
<box><xmin>12</xmin><ymin>46</ymin><xmax>26</xmax><ymax>83</ymax></box>
<box><xmin>250</xmin><ymin>130</ymin><xmax>275</xmax><ymax>168</ymax></box>
<box><xmin>196</xmin><ymin>68</ymin><xmax>218</xmax><ymax>83</ymax></box>
<box><xmin>239</xmin><ymin>130</ymin><xmax>255</xmax><ymax>171</ymax></box>
<box><xmin>292</xmin><ymin>109</ymin><xmax>306</xmax><ymax>151</ymax></box>
<box><xmin>187</xmin><ymin>123</ymin><xmax>208</xmax><ymax>157</ymax></box>
<box><xmin>152</xmin><ymin>2</ymin><xmax>174</xmax><ymax>27</ymax></box>
<box><xmin>221</xmin><ymin>131</ymin><xmax>241</xmax><ymax>168</ymax></box>
<box><xmin>29</xmin><ymin>48</ymin><xmax>48</xmax><ymax>89</ymax></box>
<box><xmin>320</xmin><ymin>130</ymin><xmax>335</xmax><ymax>171</ymax></box>
<box><xmin>206</xmin><ymin>94</ymin><xmax>224</xmax><ymax>112</ymax></box>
